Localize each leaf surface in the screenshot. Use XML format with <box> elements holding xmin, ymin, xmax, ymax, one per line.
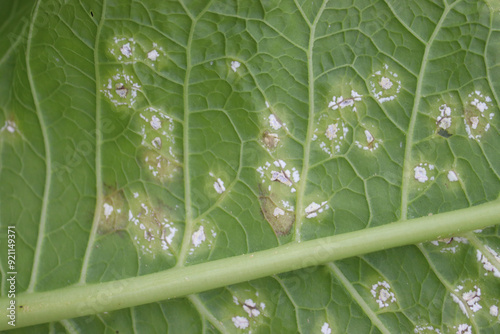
<box><xmin>1</xmin><ymin>0</ymin><xmax>500</xmax><ymax>333</ymax></box>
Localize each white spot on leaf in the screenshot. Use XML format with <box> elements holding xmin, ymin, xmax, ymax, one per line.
<box><xmin>192</xmin><ymin>226</ymin><xmax>205</xmax><ymax>247</ymax></box>
<box><xmin>231</xmin><ymin>316</ymin><xmax>249</xmax><ymax>329</ymax></box>
<box><xmin>321</xmin><ymin>322</ymin><xmax>332</xmax><ymax>334</ymax></box>
<box><xmin>103</xmin><ymin>203</ymin><xmax>113</xmax><ymax>219</ymax></box>
<box><xmin>231</xmin><ymin>61</ymin><xmax>241</xmax><ymax>72</ymax></box>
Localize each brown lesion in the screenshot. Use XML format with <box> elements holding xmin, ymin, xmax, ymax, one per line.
<box><xmin>262</xmin><ymin>131</ymin><xmax>279</xmax><ymax>149</ymax></box>
<box><xmin>258</xmin><ymin>186</ymin><xmax>294</xmax><ymax>236</ymax></box>
<box><xmin>98</xmin><ymin>186</ymin><xmax>128</xmax><ymax>234</ymax></box>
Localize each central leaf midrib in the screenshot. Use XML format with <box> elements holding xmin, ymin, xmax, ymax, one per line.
<box><xmin>177</xmin><ymin>1</ymin><xmax>215</xmax><ymax>265</ymax></box>
<box><xmin>400</xmin><ymin>3</ymin><xmax>453</xmax><ymax>221</ymax></box>
<box><xmin>26</xmin><ymin>0</ymin><xmax>51</xmax><ymax>293</ymax></box>
<box><xmin>294</xmin><ymin>0</ymin><xmax>328</xmax><ymax>241</ymax></box>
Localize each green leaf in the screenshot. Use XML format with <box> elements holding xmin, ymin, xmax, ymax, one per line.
<box><xmin>1</xmin><ymin>0</ymin><xmax>500</xmax><ymax>333</ymax></box>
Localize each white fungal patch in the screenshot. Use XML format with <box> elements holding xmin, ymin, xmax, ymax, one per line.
<box><xmin>2</xmin><ymin>120</ymin><xmax>16</xmax><ymax>133</ymax></box>
<box><xmin>490</xmin><ymin>305</ymin><xmax>498</xmax><ymax>317</ymax></box>
<box><xmin>273</xmin><ymin>207</ymin><xmax>285</xmax><ymax>217</ymax></box>
<box><xmin>191</xmin><ymin>226</ymin><xmax>206</xmax><ymax>247</ymax></box>
<box><xmin>304</xmin><ymin>201</ymin><xmax>329</xmax><ymax>219</ymax></box>
<box><xmin>364</xmin><ymin>130</ymin><xmax>374</xmax><ymax>143</ymax></box>
<box><xmin>270</xmin><ymin>171</ymin><xmax>292</xmax><ymax>186</ymax></box>
<box><xmin>103</xmin><ymin>203</ymin><xmax>114</xmax><ymax>219</ymax></box>
<box><xmin>370</xmin><ymin>65</ymin><xmax>401</xmax><ymax>103</ymax></box>
<box><xmin>414</xmin><ymin>325</ymin><xmax>442</xmax><ymax>334</ymax></box>
<box><xmin>243</xmin><ymin>299</ymin><xmax>260</xmax><ymax>317</ymax></box>
<box><xmin>455</xmin><ymin>324</ymin><xmax>471</xmax><ymax>334</ymax></box>
<box><xmin>451</xmin><ymin>292</ymin><xmax>468</xmax><ymax>317</ymax></box>
<box><xmin>150</xmin><ymin>115</ymin><xmax>162</xmax><ymax>130</ymax></box>
<box><xmin>355</xmin><ymin>128</ymin><xmax>379</xmax><ymax>151</ymax></box>
<box><xmin>152</xmin><ymin>137</ymin><xmax>162</xmax><ymax>149</ymax></box>
<box><xmin>447</xmin><ymin>171</ymin><xmax>459</xmax><ymax>182</ymax></box>
<box><xmin>328</xmin><ymin>90</ymin><xmax>362</xmax><ymax>111</ymax></box>
<box><xmin>147</xmin><ymin>49</ymin><xmax>160</xmax><ymax>61</ymax></box>
<box><xmin>120</xmin><ymin>43</ymin><xmax>132</xmax><ymax>58</ymax></box>
<box><xmin>414</xmin><ymin>166</ymin><xmax>428</xmax><ymax>183</ymax></box>
<box><xmin>232</xmin><ymin>316</ymin><xmax>249</xmax><ymax>329</ymax></box>
<box><xmin>464</xmin><ymin>90</ymin><xmax>494</xmax><ymax>141</ymax></box>
<box><xmin>317</xmin><ymin>120</ymin><xmax>349</xmax><ymax>156</ymax></box>
<box><xmin>321</xmin><ymin>322</ymin><xmax>332</xmax><ymax>334</ymax></box>
<box><xmin>230</xmin><ymin>60</ymin><xmax>241</xmax><ymax>72</ymax></box>
<box><xmin>436</xmin><ymin>104</ymin><xmax>452</xmax><ymax>129</ymax></box>
<box><xmin>109</xmin><ymin>37</ymin><xmax>137</xmax><ymax>63</ymax></box>
<box><xmin>379</xmin><ymin>77</ymin><xmax>393</xmax><ymax>90</ymax></box>
<box><xmin>476</xmin><ymin>247</ymin><xmax>500</xmax><ymax>277</ymax></box>
<box><xmin>371</xmin><ymin>281</ymin><xmax>396</xmax><ymax>308</ymax></box>
<box><xmin>265</xmin><ymin>100</ymin><xmax>270</xmax><ymax>108</ymax></box>
<box><xmin>213</xmin><ymin>178</ymin><xmax>226</xmax><ymax>194</ymax></box>
<box><xmin>101</xmin><ymin>68</ymin><xmax>141</xmax><ymax>107</ymax></box>
<box><xmin>470</xmin><ymin>116</ymin><xmax>479</xmax><ymax>130</ymax></box>
<box><xmin>462</xmin><ymin>286</ymin><xmax>482</xmax><ymax>312</ymax></box>
<box><xmin>269</xmin><ymin>114</ymin><xmax>282</xmax><ymax>130</ymax></box>
<box><xmin>325</xmin><ymin>124</ymin><xmax>338</xmax><ymax>140</ymax></box>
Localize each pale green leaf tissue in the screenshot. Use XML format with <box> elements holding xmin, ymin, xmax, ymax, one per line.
<box><xmin>1</xmin><ymin>0</ymin><xmax>500</xmax><ymax>333</ymax></box>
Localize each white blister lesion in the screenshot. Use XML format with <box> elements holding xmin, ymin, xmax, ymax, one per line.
<box><xmin>313</xmin><ymin>113</ymin><xmax>350</xmax><ymax>157</ymax></box>
<box><xmin>369</xmin><ymin>64</ymin><xmax>401</xmax><ymax>103</ymax></box>
<box><xmin>127</xmin><ymin>192</ymin><xmax>181</xmax><ymax>256</ymax></box>
<box><xmin>463</xmin><ymin>90</ymin><xmax>495</xmax><ymax>141</ymax></box>
<box><xmin>101</xmin><ymin>68</ymin><xmax>141</xmax><ymax>108</ymax></box>
<box><xmin>138</xmin><ymin>107</ymin><xmax>180</xmax><ymax>181</ymax></box>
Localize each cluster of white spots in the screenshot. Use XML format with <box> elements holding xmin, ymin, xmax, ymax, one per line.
<box><xmin>476</xmin><ymin>246</ymin><xmax>500</xmax><ymax>277</ymax></box>
<box><xmin>325</xmin><ymin>124</ymin><xmax>338</xmax><ymax>140</ymax></box>
<box><xmin>257</xmin><ymin>160</ymin><xmax>299</xmax><ymax>193</ymax></box>
<box><xmin>355</xmin><ymin>128</ymin><xmax>379</xmax><ymax>151</ymax></box>
<box><xmin>191</xmin><ymin>226</ymin><xmax>206</xmax><ymax>247</ymax></box>
<box><xmin>328</xmin><ymin>90</ymin><xmax>362</xmax><ymax>112</ymax></box>
<box><xmin>231</xmin><ymin>316</ymin><xmax>249</xmax><ymax>329</ymax></box>
<box><xmin>268</xmin><ymin>114</ymin><xmax>282</xmax><ymax>130</ymax></box>
<box><xmin>304</xmin><ymin>201</ymin><xmax>329</xmax><ymax>219</ymax></box>
<box><xmin>490</xmin><ymin>305</ymin><xmax>499</xmax><ymax>317</ymax></box>
<box><xmin>133</xmin><ymin>192</ymin><xmax>139</xmax><ymax>198</ymax></box>
<box><xmin>414</xmin><ymin>325</ymin><xmax>441</xmax><ymax>333</ymax></box>
<box><xmin>109</xmin><ymin>37</ymin><xmax>136</xmax><ymax>62</ymax></box>
<box><xmin>465</xmin><ymin>90</ymin><xmax>494</xmax><ymax>141</ymax></box>
<box><xmin>213</xmin><ymin>178</ymin><xmax>226</xmax><ymax>194</ymax></box>
<box><xmin>414</xmin><ymin>163</ymin><xmax>435</xmax><ymax>183</ymax></box>
<box><xmin>120</xmin><ymin>43</ymin><xmax>132</xmax><ymax>58</ymax></box>
<box><xmin>231</xmin><ymin>60</ymin><xmax>241</xmax><ymax>72</ymax></box>
<box><xmin>101</xmin><ymin>69</ymin><xmax>141</xmax><ymax>107</ymax></box>
<box><xmin>160</xmin><ymin>223</ymin><xmax>178</xmax><ymax>251</ymax></box>
<box><xmin>103</xmin><ymin>203</ymin><xmax>114</xmax><ymax>219</ymax></box>
<box><xmin>447</xmin><ymin>170</ymin><xmax>459</xmax><ymax>182</ymax></box>
<box><xmin>455</xmin><ymin>324</ymin><xmax>471</xmax><ymax>334</ymax></box>
<box><xmin>469</xmin><ymin>90</ymin><xmax>491</xmax><ymax>113</ymax></box>
<box><xmin>371</xmin><ymin>281</ymin><xmax>396</xmax><ymax>308</ymax></box>
<box><xmin>462</xmin><ymin>286</ymin><xmax>482</xmax><ymax>312</ymax></box>
<box><xmin>315</xmin><ymin>119</ymin><xmax>349</xmax><ymax>156</ymax></box>
<box><xmin>437</xmin><ymin>104</ymin><xmax>452</xmax><ymax>130</ymax></box>
<box><xmin>430</xmin><ymin>237</ymin><xmax>468</xmax><ymax>253</ymax></box>
<box><xmin>370</xmin><ymin>65</ymin><xmax>401</xmax><ymax>103</ymax></box>
<box><xmin>451</xmin><ymin>288</ymin><xmax>468</xmax><ymax>317</ymax></box>
<box><xmin>209</xmin><ymin>172</ymin><xmax>226</xmax><ymax>194</ymax></box>
<box><xmin>321</xmin><ymin>322</ymin><xmax>332</xmax><ymax>334</ymax></box>
<box><xmin>242</xmin><ymin>299</ymin><xmax>260</xmax><ymax>317</ymax></box>
<box><xmin>128</xmin><ymin>200</ymin><xmax>179</xmax><ymax>255</ymax></box>
<box><xmin>2</xmin><ymin>120</ymin><xmax>16</xmax><ymax>133</ymax></box>
<box><xmin>414</xmin><ymin>167</ymin><xmax>427</xmax><ymax>183</ymax></box>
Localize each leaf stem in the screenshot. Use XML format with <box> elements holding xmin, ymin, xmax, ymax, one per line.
<box><xmin>2</xmin><ymin>200</ymin><xmax>500</xmax><ymax>330</ymax></box>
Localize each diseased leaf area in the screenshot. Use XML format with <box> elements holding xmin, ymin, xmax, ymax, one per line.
<box><xmin>1</xmin><ymin>0</ymin><xmax>500</xmax><ymax>333</ymax></box>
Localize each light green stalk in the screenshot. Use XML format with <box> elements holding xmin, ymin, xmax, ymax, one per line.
<box><xmin>1</xmin><ymin>200</ymin><xmax>499</xmax><ymax>330</ymax></box>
